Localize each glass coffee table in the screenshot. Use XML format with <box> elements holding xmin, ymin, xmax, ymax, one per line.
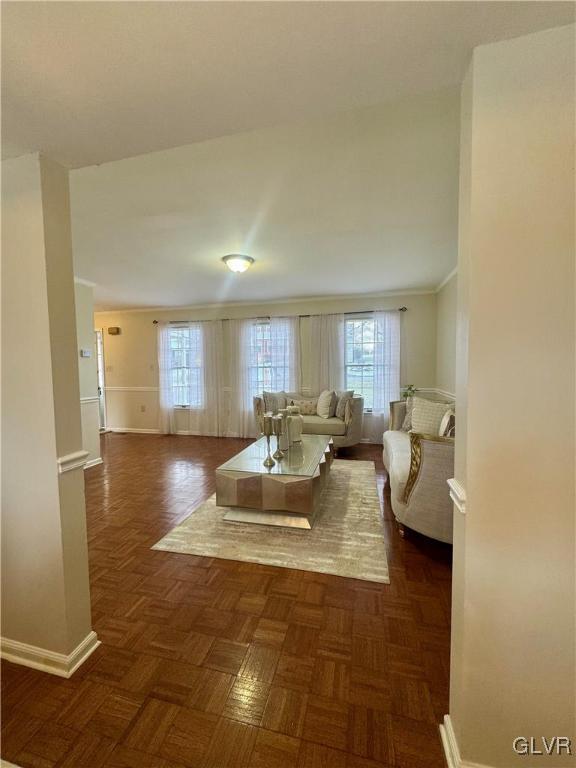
<box><xmin>215</xmin><ymin>435</ymin><xmax>334</xmax><ymax>529</ymax></box>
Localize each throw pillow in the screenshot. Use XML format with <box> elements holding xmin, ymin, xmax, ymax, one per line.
<box><xmin>290</xmin><ymin>398</ymin><xmax>318</xmax><ymax>415</ymax></box>
<box><xmin>335</xmin><ymin>390</ymin><xmax>354</xmax><ymax>420</ymax></box>
<box><xmin>401</xmin><ymin>397</ymin><xmax>413</xmax><ymax>431</ymax></box>
<box><xmin>317</xmin><ymin>390</ymin><xmax>337</xmax><ymax>419</ymax></box>
<box><xmin>439</xmin><ymin>409</ymin><xmax>455</xmax><ymax>437</ymax></box>
<box><xmin>410</xmin><ymin>397</ymin><xmax>452</xmax><ymax>435</ymax></box>
<box><xmin>263</xmin><ymin>391</ymin><xmax>286</xmax><ymax>414</ymax></box>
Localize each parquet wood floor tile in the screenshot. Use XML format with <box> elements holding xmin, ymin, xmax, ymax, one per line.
<box><xmin>1</xmin><ymin>434</ymin><xmax>452</xmax><ymax>768</ymax></box>
<box><xmin>249</xmin><ymin>729</ymin><xmax>300</xmax><ymax>768</ymax></box>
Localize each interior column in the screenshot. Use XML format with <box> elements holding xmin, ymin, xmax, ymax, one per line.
<box><xmin>1</xmin><ymin>153</ymin><xmax>98</xmax><ymax>676</ymax></box>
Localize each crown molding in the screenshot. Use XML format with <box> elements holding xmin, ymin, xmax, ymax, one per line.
<box><xmin>436</xmin><ymin>267</ymin><xmax>458</xmax><ymax>292</ymax></box>
<box><xmin>93</xmin><ymin>287</ymin><xmax>437</xmax><ymax>315</ymax></box>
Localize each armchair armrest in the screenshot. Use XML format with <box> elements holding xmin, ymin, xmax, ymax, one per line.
<box><xmin>253</xmin><ymin>396</ymin><xmax>264</xmax><ymax>430</ymax></box>
<box><xmin>344</xmin><ymin>396</ymin><xmax>364</xmax><ymax>442</ymax></box>
<box><xmin>389</xmin><ymin>400</ymin><xmax>407</xmax><ymax>431</ymax></box>
<box><xmin>404</xmin><ymin>432</ymin><xmax>455</xmax><ymax>504</ymax></box>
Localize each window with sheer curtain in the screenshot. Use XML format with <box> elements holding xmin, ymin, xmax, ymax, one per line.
<box><xmin>344</xmin><ymin>311</ymin><xmax>400</xmax><ymax>415</ymax></box>
<box><xmin>246</xmin><ymin>318</ymin><xmax>296</xmax><ymax>398</ymax></box>
<box><xmin>168</xmin><ymin>326</ymin><xmax>204</xmax><ymax>407</ymax></box>
<box><xmin>345</xmin><ymin>316</ymin><xmax>378</xmax><ymax>409</ymax></box>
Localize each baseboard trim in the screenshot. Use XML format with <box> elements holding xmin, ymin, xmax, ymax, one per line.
<box><xmin>108</xmin><ymin>427</ymin><xmax>160</xmax><ymax>434</ymax></box>
<box><xmin>1</xmin><ymin>630</ymin><xmax>100</xmax><ymax>678</ymax></box>
<box><xmin>84</xmin><ymin>457</ymin><xmax>103</xmax><ymax>469</ymax></box>
<box><xmin>440</xmin><ymin>715</ymin><xmax>493</xmax><ymax>768</ymax></box>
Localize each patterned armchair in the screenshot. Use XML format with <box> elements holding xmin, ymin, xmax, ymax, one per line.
<box><xmin>382</xmin><ymin>399</ymin><xmax>454</xmax><ymax>543</ymax></box>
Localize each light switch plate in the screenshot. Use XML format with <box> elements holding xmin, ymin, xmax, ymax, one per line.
<box><xmin>79</xmin><ymin>349</ymin><xmax>92</xmax><ymax>358</ymax></box>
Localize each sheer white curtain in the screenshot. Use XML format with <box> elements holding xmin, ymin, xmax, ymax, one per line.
<box><xmin>158</xmin><ymin>322</ymin><xmax>176</xmax><ymax>434</ymax></box>
<box><xmin>270</xmin><ymin>316</ymin><xmax>300</xmax><ymax>393</ymax></box>
<box><xmin>226</xmin><ymin>318</ymin><xmax>255</xmax><ymax>438</ymax></box>
<box><xmin>308</xmin><ymin>314</ymin><xmax>345</xmax><ymax>393</ymax></box>
<box><xmin>184</xmin><ymin>320</ymin><xmax>223</xmax><ymax>436</ymax></box>
<box><xmin>157</xmin><ymin>320</ymin><xmax>223</xmax><ymax>436</ymax></box>
<box><xmin>369</xmin><ymin>310</ymin><xmax>401</xmax><ymax>440</ymax></box>
<box><xmin>227</xmin><ymin>316</ymin><xmax>301</xmax><ymax>438</ymax></box>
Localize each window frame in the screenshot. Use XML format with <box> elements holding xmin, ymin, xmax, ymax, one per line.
<box><xmin>344</xmin><ymin>314</ymin><xmax>377</xmax><ymax>413</ymax></box>
<box><xmin>168</xmin><ymin>325</ymin><xmax>204</xmax><ymax>409</ymax></box>
<box><xmin>246</xmin><ymin>319</ymin><xmax>293</xmax><ymax>399</ymax></box>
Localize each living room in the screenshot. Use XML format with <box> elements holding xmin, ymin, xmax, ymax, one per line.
<box><xmin>2</xmin><ymin>3</ymin><xmax>574</xmax><ymax>768</ymax></box>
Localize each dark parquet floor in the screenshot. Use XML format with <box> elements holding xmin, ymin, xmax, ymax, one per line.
<box><xmin>1</xmin><ymin>433</ymin><xmax>452</xmax><ymax>768</ymax></box>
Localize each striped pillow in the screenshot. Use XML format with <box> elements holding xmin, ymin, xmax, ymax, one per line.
<box><xmin>410</xmin><ymin>397</ymin><xmax>453</xmax><ymax>435</ymax></box>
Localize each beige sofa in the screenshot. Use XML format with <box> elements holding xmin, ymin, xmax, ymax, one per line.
<box><xmin>253</xmin><ymin>392</ymin><xmax>364</xmax><ymax>448</ymax></box>
<box><xmin>383</xmin><ymin>399</ymin><xmax>454</xmax><ymax>543</ymax></box>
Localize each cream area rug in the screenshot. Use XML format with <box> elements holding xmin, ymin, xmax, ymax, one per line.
<box><xmin>153</xmin><ymin>459</ymin><xmax>389</xmax><ymax>584</ymax></box>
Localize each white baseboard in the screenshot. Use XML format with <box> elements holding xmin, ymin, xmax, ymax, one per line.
<box><xmin>1</xmin><ymin>630</ymin><xmax>100</xmax><ymax>678</ymax></box>
<box><xmin>440</xmin><ymin>715</ymin><xmax>493</xmax><ymax>768</ymax></box>
<box><xmin>108</xmin><ymin>427</ymin><xmax>160</xmax><ymax>434</ymax></box>
<box><xmin>84</xmin><ymin>457</ymin><xmax>103</xmax><ymax>469</ymax></box>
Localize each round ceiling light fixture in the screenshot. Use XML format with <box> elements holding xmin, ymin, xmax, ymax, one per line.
<box><xmin>222</xmin><ymin>254</ymin><xmax>255</xmax><ymax>273</ymax></box>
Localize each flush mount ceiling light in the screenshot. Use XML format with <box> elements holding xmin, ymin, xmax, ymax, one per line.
<box><xmin>222</xmin><ymin>254</ymin><xmax>255</xmax><ymax>273</ymax></box>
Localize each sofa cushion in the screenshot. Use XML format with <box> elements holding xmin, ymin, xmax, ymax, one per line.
<box><xmin>291</xmin><ymin>398</ymin><xmax>318</xmax><ymax>415</ymax></box>
<box><xmin>263</xmin><ymin>391</ymin><xmax>286</xmax><ymax>413</ymax></box>
<box><xmin>335</xmin><ymin>390</ymin><xmax>354</xmax><ymax>420</ymax></box>
<box><xmin>382</xmin><ymin>430</ymin><xmax>411</xmax><ymax>501</ymax></box>
<box><xmin>439</xmin><ymin>409</ymin><xmax>455</xmax><ymax>437</ymax></box>
<box><xmin>317</xmin><ymin>390</ymin><xmax>337</xmax><ymax>418</ymax></box>
<box><xmin>411</xmin><ymin>397</ymin><xmax>452</xmax><ymax>435</ymax></box>
<box><xmin>302</xmin><ymin>415</ymin><xmax>346</xmax><ymax>436</ymax></box>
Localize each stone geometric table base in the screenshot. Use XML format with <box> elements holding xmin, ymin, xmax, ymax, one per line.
<box><xmin>216</xmin><ymin>440</ymin><xmax>333</xmax><ymax>529</ymax></box>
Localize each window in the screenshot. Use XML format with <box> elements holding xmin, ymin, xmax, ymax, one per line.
<box><xmin>345</xmin><ymin>316</ymin><xmax>379</xmax><ymax>410</ymax></box>
<box><xmin>169</xmin><ymin>326</ymin><xmax>203</xmax><ymax>408</ymax></box>
<box><xmin>246</xmin><ymin>319</ymin><xmax>294</xmax><ymax>398</ymax></box>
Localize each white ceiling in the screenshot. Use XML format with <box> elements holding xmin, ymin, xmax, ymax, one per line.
<box><xmin>2</xmin><ymin>1</ymin><xmax>573</xmax><ymax>168</ymax></box>
<box><xmin>3</xmin><ymin>1</ymin><xmax>573</xmax><ymax>310</ymax></box>
<box><xmin>71</xmin><ymin>90</ymin><xmax>461</xmax><ymax>309</ymax></box>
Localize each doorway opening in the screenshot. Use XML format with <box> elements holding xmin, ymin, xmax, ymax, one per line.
<box><xmin>95</xmin><ymin>329</ymin><xmax>107</xmax><ymax>431</ymax></box>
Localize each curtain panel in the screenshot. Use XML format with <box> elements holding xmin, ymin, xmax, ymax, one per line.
<box><xmin>157</xmin><ymin>320</ymin><xmax>224</xmax><ymax>435</ymax></box>
<box><xmin>227</xmin><ymin>316</ymin><xmax>301</xmax><ymax>438</ymax></box>
<box><xmin>368</xmin><ymin>310</ymin><xmax>401</xmax><ymax>440</ymax></box>
<box><xmin>308</xmin><ymin>313</ymin><xmax>345</xmax><ymax>393</ymax></box>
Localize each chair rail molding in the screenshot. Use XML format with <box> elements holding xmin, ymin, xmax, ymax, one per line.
<box><xmin>0</xmin><ymin>631</ymin><xmax>100</xmax><ymax>678</ymax></box>
<box><xmin>84</xmin><ymin>458</ymin><xmax>104</xmax><ymax>469</ymax></box>
<box><xmin>80</xmin><ymin>396</ymin><xmax>99</xmax><ymax>404</ymax></box>
<box><xmin>447</xmin><ymin>478</ymin><xmax>466</xmax><ymax>514</ymax></box>
<box><xmin>57</xmin><ymin>450</ymin><xmax>89</xmax><ymax>474</ymax></box>
<box><xmin>105</xmin><ymin>386</ymin><xmax>159</xmax><ymax>392</ymax></box>
<box><xmin>440</xmin><ymin>716</ymin><xmax>494</xmax><ymax>768</ymax></box>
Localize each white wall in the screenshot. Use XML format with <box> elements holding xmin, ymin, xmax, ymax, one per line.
<box><xmin>74</xmin><ymin>282</ymin><xmax>102</xmax><ymax>467</ymax></box>
<box><xmin>435</xmin><ymin>272</ymin><xmax>457</xmax><ymax>396</ymax></box>
<box><xmin>448</xmin><ymin>24</ymin><xmax>575</xmax><ymax>767</ymax></box>
<box><xmin>1</xmin><ymin>154</ymin><xmax>95</xmax><ymax>667</ymax></box>
<box><xmin>95</xmin><ymin>291</ymin><xmax>438</xmax><ymax>438</ymax></box>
